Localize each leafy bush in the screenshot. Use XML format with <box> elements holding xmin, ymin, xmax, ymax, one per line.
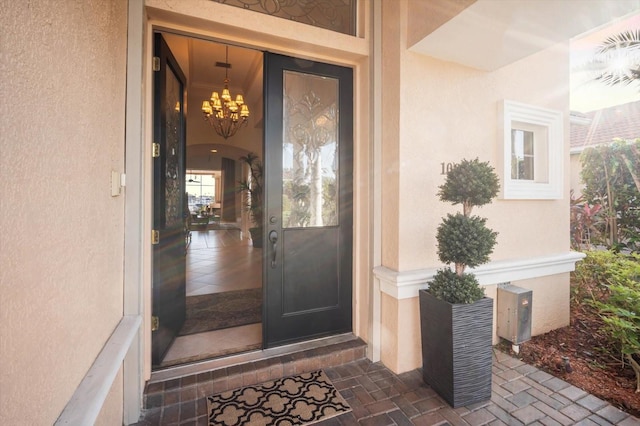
<box><xmin>429</xmin><ymin>268</ymin><xmax>485</xmax><ymax>305</ymax></box>
<box><xmin>576</xmin><ymin>251</ymin><xmax>640</xmax><ymax>392</ymax></box>
<box><xmin>580</xmin><ymin>139</ymin><xmax>640</xmax><ymax>253</ymax></box>
<box><xmin>429</xmin><ymin>158</ymin><xmax>499</xmax><ymax>304</ymax></box>
<box><xmin>437</xmin><ymin>213</ymin><xmax>498</xmax><ymax>269</ymax></box>
<box><xmin>438</xmin><ymin>158</ymin><xmax>500</xmax><ymax>215</ymax></box>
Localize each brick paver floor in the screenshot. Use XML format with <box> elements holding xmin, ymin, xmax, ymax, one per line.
<box><xmin>135</xmin><ymin>349</ymin><xmax>640</xmax><ymax>425</ymax></box>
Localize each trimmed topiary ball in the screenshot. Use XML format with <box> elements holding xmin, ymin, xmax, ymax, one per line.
<box><xmin>436</xmin><ymin>213</ymin><xmax>498</xmax><ymax>268</ymax></box>
<box><xmin>437</xmin><ymin>158</ymin><xmax>499</xmax><ymax>213</ymax></box>
<box><xmin>429</xmin><ymin>269</ymin><xmax>485</xmax><ymax>304</ymax></box>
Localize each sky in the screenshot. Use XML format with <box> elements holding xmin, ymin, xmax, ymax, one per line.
<box><xmin>570</xmin><ymin>12</ymin><xmax>640</xmax><ymax>113</ymax></box>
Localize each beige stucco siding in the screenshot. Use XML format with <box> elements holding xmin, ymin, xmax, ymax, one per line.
<box><xmin>0</xmin><ymin>1</ymin><xmax>128</xmax><ymax>424</ymax></box>
<box><xmin>378</xmin><ymin>0</ymin><xmax>573</xmax><ymax>373</ymax></box>
<box><xmin>570</xmin><ymin>152</ymin><xmax>584</xmax><ymax>198</ymax></box>
<box><xmin>397</xmin><ymin>43</ymin><xmax>570</xmax><ymax>271</ymax></box>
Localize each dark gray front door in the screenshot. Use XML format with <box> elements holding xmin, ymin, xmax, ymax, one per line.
<box><xmin>263</xmin><ymin>53</ymin><xmax>353</xmax><ymax>347</ymax></box>
<box><xmin>152</xmin><ymin>33</ymin><xmax>187</xmax><ymax>366</ymax></box>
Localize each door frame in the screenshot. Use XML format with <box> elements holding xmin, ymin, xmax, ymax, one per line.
<box><xmin>123</xmin><ymin>4</ymin><xmax>376</xmax><ymax>422</ymax></box>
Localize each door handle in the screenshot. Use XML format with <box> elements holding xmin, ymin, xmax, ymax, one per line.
<box><xmin>269</xmin><ymin>230</ymin><xmax>278</xmax><ymax>268</ymax></box>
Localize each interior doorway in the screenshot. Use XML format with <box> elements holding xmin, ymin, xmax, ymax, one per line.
<box><xmin>152</xmin><ymin>32</ymin><xmax>265</xmax><ymax>369</ymax></box>
<box><xmin>152</xmin><ymin>31</ymin><xmax>355</xmax><ymax>370</ymax></box>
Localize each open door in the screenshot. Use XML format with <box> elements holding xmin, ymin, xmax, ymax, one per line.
<box><xmin>263</xmin><ymin>53</ymin><xmax>353</xmax><ymax>347</ymax></box>
<box><xmin>151</xmin><ymin>33</ymin><xmax>187</xmax><ymax>366</ymax></box>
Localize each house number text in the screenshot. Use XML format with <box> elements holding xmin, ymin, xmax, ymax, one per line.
<box><xmin>440</xmin><ymin>162</ymin><xmax>454</xmax><ymax>175</ymax></box>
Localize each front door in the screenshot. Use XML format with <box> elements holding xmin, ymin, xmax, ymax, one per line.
<box><xmin>151</xmin><ymin>33</ymin><xmax>187</xmax><ymax>366</ymax></box>
<box><xmin>263</xmin><ymin>53</ymin><xmax>353</xmax><ymax>347</ymax></box>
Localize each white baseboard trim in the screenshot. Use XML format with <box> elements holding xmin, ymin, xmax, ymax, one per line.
<box><xmin>55</xmin><ymin>315</ymin><xmax>142</xmax><ymax>425</ymax></box>
<box><xmin>373</xmin><ymin>252</ymin><xmax>586</xmax><ymax>300</ymax></box>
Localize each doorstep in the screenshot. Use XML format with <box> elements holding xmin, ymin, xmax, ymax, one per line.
<box><xmin>143</xmin><ymin>333</ymin><xmax>367</xmax><ymax>410</ymax></box>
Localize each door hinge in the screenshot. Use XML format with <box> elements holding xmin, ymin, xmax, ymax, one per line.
<box><xmin>152</xmin><ymin>230</ymin><xmax>160</xmax><ymax>245</ymax></box>
<box><xmin>152</xmin><ymin>56</ymin><xmax>160</xmax><ymax>71</ymax></box>
<box><xmin>152</xmin><ymin>143</ymin><xmax>160</xmax><ymax>158</ymax></box>
<box><xmin>151</xmin><ymin>316</ymin><xmax>159</xmax><ymax>331</ymax></box>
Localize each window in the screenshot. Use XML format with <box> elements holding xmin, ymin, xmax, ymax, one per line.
<box><xmin>186</xmin><ymin>171</ymin><xmax>220</xmax><ymax>214</ymax></box>
<box><xmin>511</xmin><ymin>129</ymin><xmax>534</xmax><ymax>180</ymax></box>
<box><xmin>501</xmin><ymin>100</ymin><xmax>563</xmax><ymax>199</ymax></box>
<box><xmin>215</xmin><ymin>0</ymin><xmax>356</xmax><ymax>36</ymax></box>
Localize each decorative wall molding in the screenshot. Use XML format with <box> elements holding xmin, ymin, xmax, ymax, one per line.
<box><xmin>373</xmin><ymin>252</ymin><xmax>586</xmax><ymax>300</ymax></box>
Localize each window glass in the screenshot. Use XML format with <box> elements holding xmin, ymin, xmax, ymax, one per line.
<box><xmin>501</xmin><ymin>100</ymin><xmax>563</xmax><ymax>199</ymax></box>
<box><xmin>216</xmin><ymin>0</ymin><xmax>356</xmax><ymax>36</ymax></box>
<box><xmin>511</xmin><ymin>129</ymin><xmax>535</xmax><ymax>180</ymax></box>
<box><xmin>282</xmin><ymin>70</ymin><xmax>339</xmax><ymax>228</ymax></box>
<box><xmin>186</xmin><ymin>173</ymin><xmax>217</xmax><ymax>214</ymax></box>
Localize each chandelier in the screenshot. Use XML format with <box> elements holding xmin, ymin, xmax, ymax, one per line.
<box><xmin>201</xmin><ymin>45</ymin><xmax>250</xmax><ymax>139</ymax></box>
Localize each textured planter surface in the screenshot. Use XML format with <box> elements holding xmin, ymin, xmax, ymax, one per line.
<box><xmin>419</xmin><ymin>290</ymin><xmax>493</xmax><ymax>408</ymax></box>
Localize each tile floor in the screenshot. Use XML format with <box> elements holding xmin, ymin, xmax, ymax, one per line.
<box><xmin>136</xmin><ymin>348</ymin><xmax>640</xmax><ymax>425</ymax></box>
<box><xmin>159</xmin><ymin>227</ymin><xmax>263</xmax><ymax>367</ymax></box>
<box><xmin>186</xmin><ymin>228</ymin><xmax>262</xmax><ymax>297</ymax></box>
<box><xmin>161</xmin><ymin>323</ymin><xmax>262</xmax><ymax>367</ymax></box>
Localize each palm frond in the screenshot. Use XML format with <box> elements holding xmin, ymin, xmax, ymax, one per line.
<box><xmin>575</xmin><ymin>29</ymin><xmax>640</xmax><ymax>90</ymax></box>
<box><xmin>597</xmin><ymin>29</ymin><xmax>640</xmax><ymax>54</ymax></box>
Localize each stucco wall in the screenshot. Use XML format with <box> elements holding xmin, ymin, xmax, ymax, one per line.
<box><xmin>0</xmin><ymin>1</ymin><xmax>127</xmax><ymax>423</ymax></box>
<box><xmin>379</xmin><ymin>0</ymin><xmax>573</xmax><ymax>373</ymax></box>
<box><xmin>387</xmin><ymin>273</ymin><xmax>571</xmax><ymax>374</ymax></box>
<box><xmin>397</xmin><ymin>44</ymin><xmax>570</xmax><ymax>270</ymax></box>
<box><xmin>570</xmin><ymin>152</ymin><xmax>584</xmax><ymax>198</ymax></box>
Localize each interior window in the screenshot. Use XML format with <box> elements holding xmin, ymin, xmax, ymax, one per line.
<box><xmin>186</xmin><ymin>172</ymin><xmax>218</xmax><ymax>214</ymax></box>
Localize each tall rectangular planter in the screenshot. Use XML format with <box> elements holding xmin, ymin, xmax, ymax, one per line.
<box><xmin>419</xmin><ymin>290</ymin><xmax>493</xmax><ymax>408</ymax></box>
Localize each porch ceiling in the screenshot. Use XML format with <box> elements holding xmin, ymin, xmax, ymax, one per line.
<box><xmin>409</xmin><ymin>0</ymin><xmax>640</xmax><ymax>71</ymax></box>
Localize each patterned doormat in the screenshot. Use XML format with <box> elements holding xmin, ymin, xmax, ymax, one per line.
<box><xmin>180</xmin><ymin>288</ymin><xmax>262</xmax><ymax>336</ymax></box>
<box><xmin>206</xmin><ymin>370</ymin><xmax>351</xmax><ymax>425</ymax></box>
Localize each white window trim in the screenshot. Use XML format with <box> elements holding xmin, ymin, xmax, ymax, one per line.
<box><xmin>501</xmin><ymin>100</ymin><xmax>564</xmax><ymax>199</ymax></box>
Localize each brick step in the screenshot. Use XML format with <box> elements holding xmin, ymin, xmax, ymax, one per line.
<box><xmin>143</xmin><ymin>335</ymin><xmax>367</xmax><ymax>409</ymax></box>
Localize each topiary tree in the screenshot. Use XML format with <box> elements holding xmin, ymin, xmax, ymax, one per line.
<box><xmin>428</xmin><ymin>158</ymin><xmax>500</xmax><ymax>304</ymax></box>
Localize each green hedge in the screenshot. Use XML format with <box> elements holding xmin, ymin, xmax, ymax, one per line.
<box><xmin>575</xmin><ymin>250</ymin><xmax>640</xmax><ymax>392</ymax></box>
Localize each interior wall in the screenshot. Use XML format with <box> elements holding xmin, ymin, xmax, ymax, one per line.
<box><xmin>0</xmin><ymin>1</ymin><xmax>127</xmax><ymax>424</ymax></box>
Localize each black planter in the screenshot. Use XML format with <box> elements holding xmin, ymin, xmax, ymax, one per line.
<box><xmin>419</xmin><ymin>290</ymin><xmax>493</xmax><ymax>408</ymax></box>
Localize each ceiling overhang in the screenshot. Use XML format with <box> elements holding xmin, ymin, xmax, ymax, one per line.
<box><xmin>408</xmin><ymin>0</ymin><xmax>640</xmax><ymax>71</ymax></box>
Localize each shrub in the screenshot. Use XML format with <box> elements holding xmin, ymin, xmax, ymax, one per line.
<box><xmin>436</xmin><ymin>213</ymin><xmax>498</xmax><ymax>269</ymax></box>
<box><xmin>580</xmin><ymin>139</ymin><xmax>640</xmax><ymax>253</ymax></box>
<box><xmin>429</xmin><ymin>268</ymin><xmax>485</xmax><ymax>305</ymax></box>
<box><xmin>576</xmin><ymin>251</ymin><xmax>640</xmax><ymax>392</ymax></box>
